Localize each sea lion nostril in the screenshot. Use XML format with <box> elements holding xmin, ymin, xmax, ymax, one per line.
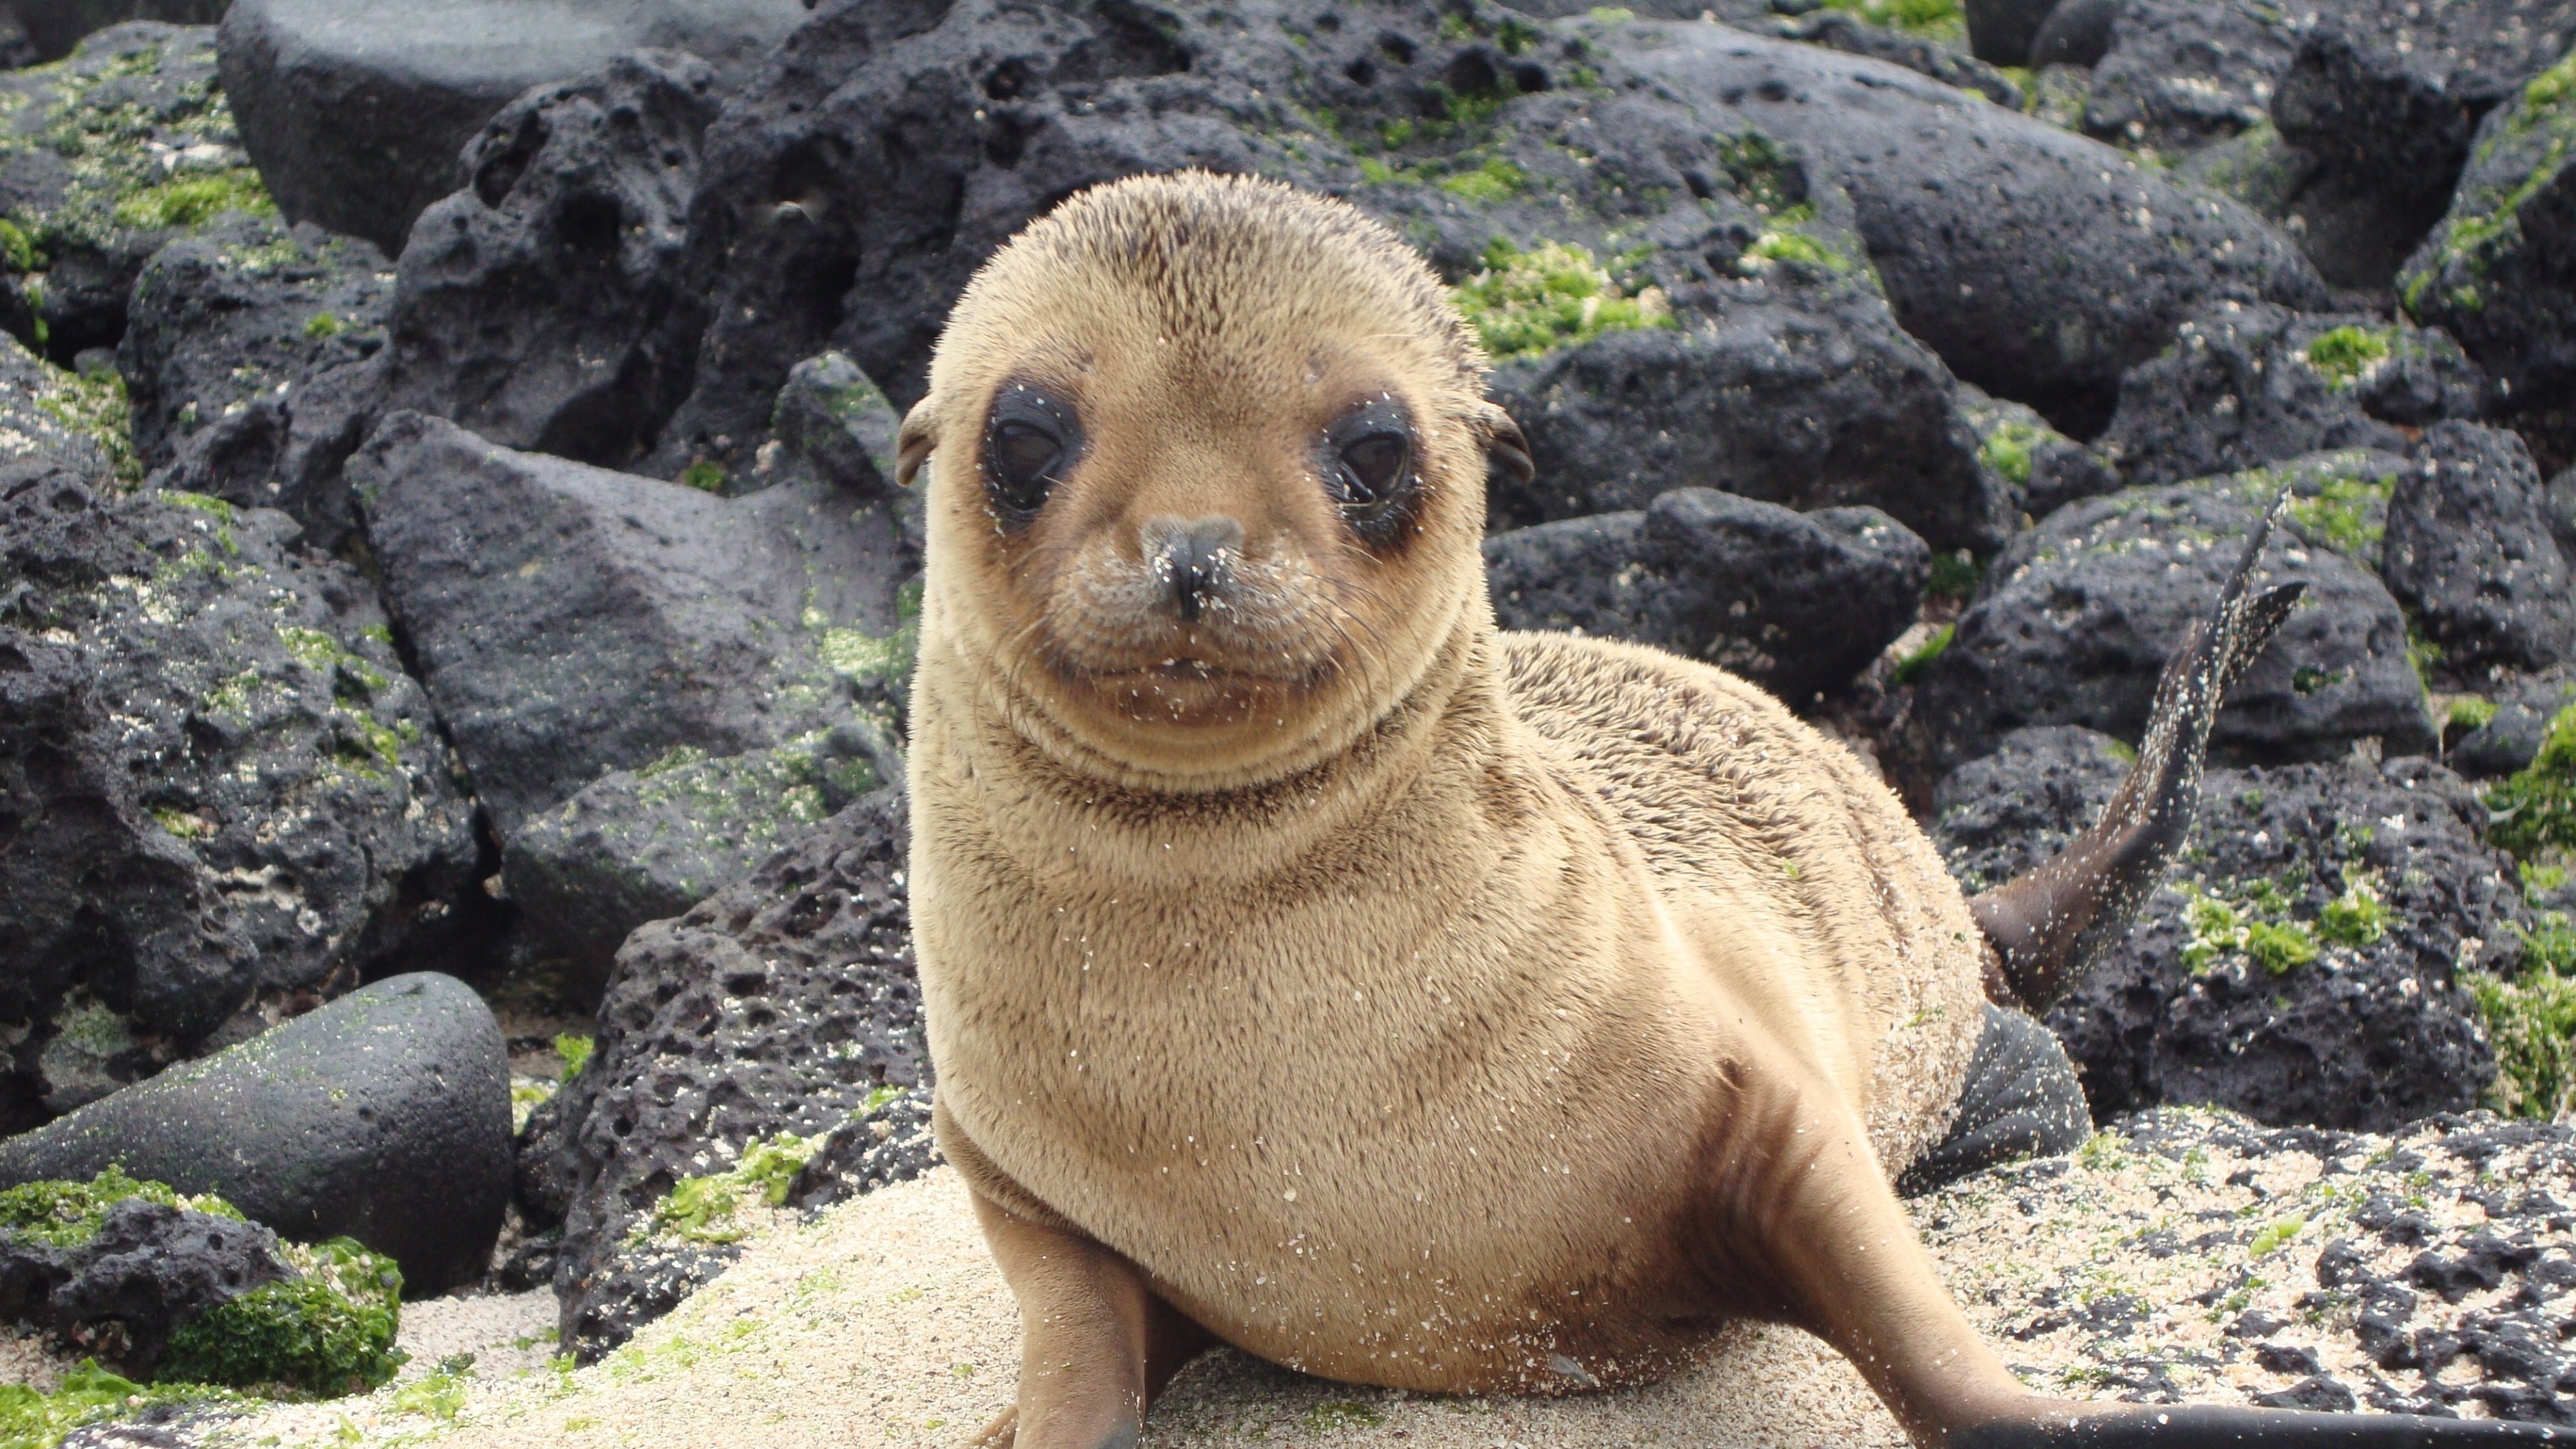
<box><xmin>1146</xmin><ymin>515</ymin><xmax>1244</xmax><ymax>624</ymax></box>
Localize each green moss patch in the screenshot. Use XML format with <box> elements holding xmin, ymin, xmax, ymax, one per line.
<box><xmin>2302</xmin><ymin>326</ymin><xmax>2393</xmax><ymax>388</ymax></box>
<box><xmin>108</xmin><ymin>169</ymin><xmax>271</xmax><ymax>231</ymax></box>
<box><xmin>159</xmin><ymin>1238</ymin><xmax>403</xmax><ymax>1396</ymax></box>
<box><xmin>1450</xmin><ymin>239</ymin><xmax>1674</xmax><ymax>363</ymax></box>
<box><xmin>1891</xmin><ymin>624</ymin><xmax>1953</xmax><ymax>686</ymax></box>
<box><xmin>0</xmin><ymin>1362</ymin><xmax>235</xmax><ymax>1449</ymax></box>
<box><xmin>1817</xmin><ymin>0</ymin><xmax>1964</xmax><ymax>40</ymax></box>
<box><xmin>1978</xmin><ymin>420</ymin><xmax>2049</xmax><ymax>488</ymax></box>
<box><xmin>2180</xmin><ymin>877</ymin><xmax>2330</xmax><ymax>975</ymax></box>
<box><xmin>1736</xmin><ymin>203</ymin><xmax>1854</xmax><ymax>276</ymax></box>
<box><xmin>639</xmin><ymin>1133</ymin><xmax>819</xmax><ymax>1246</ymax></box>
<box><xmin>0</xmin><ymin>1167</ymin><xmax>241</xmax><ymax>1249</ymax></box>
<box><xmin>555</xmin><ymin>1033</ymin><xmax>594</xmax><ymax>1081</ymax></box>
<box><xmin>2486</xmin><ymin>704</ymin><xmax>2576</xmax><ymax>857</ymax></box>
<box><xmin>2402</xmin><ymin>49</ymin><xmax>2576</xmax><ymax>317</ymax></box>
<box><xmin>34</xmin><ymin>362</ymin><xmax>136</xmax><ymax>488</ymax></box>
<box><xmin>1436</xmin><ymin>157</ymin><xmax>1525</xmax><ymax>202</ymax></box>
<box><xmin>2467</xmin><ymin>912</ymin><xmax>2576</xmax><ymax>1119</ymax></box>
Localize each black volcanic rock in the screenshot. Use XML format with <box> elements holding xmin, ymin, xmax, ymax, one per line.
<box><xmin>216</xmin><ymin>0</ymin><xmax>806</xmax><ymax>255</ymax></box>
<box><xmin>1484</xmin><ymin>487</ymin><xmax>1929</xmax><ymax>704</ymax></box>
<box><xmin>348</xmin><ymin>411</ymin><xmax>910</xmax><ymax>836</ymax></box>
<box><xmin>531</xmin><ymin>788</ymin><xmax>927</xmax><ymax>1358</ymax></box>
<box><xmin>1618</xmin><ymin>21</ymin><xmax>2329</xmax><ymax>435</ymax></box>
<box><xmin>0</xmin><ymin>478</ymin><xmax>476</xmax><ymax>1129</ymax></box>
<box><xmin>1915</xmin><ymin>483</ymin><xmax>2432</xmax><ymax>774</ymax></box>
<box><xmin>381</xmin><ymin>50</ymin><xmax>721</xmax><ymax>473</ymax></box>
<box><xmin>2382</xmin><ymin>421</ymin><xmax>2576</xmax><ymax>680</ymax></box>
<box><xmin>1934</xmin><ymin>729</ymin><xmax>2510</xmax><ymax>1129</ymax></box>
<box><xmin>0</xmin><ymin>973</ymin><xmax>512</xmax><ymax>1295</ymax></box>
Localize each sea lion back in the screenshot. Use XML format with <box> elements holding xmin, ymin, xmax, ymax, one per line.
<box><xmin>1498</xmin><ymin>629</ymin><xmax>1988</xmax><ymax>1175</ymax></box>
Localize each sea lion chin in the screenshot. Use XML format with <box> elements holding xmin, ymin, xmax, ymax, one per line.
<box><xmin>895</xmin><ymin>171</ymin><xmax>2510</xmax><ymax>1449</ymax></box>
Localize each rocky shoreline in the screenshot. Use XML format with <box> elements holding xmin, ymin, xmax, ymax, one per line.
<box><xmin>5</xmin><ymin>0</ymin><xmax>2576</xmax><ymax>1439</ymax></box>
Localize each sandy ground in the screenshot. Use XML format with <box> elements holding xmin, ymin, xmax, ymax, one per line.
<box><xmin>132</xmin><ymin>1112</ymin><xmax>2576</xmax><ymax>1446</ymax></box>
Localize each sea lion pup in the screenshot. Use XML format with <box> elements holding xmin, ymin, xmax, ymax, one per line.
<box><xmin>897</xmin><ymin>171</ymin><xmax>2544</xmax><ymax>1448</ymax></box>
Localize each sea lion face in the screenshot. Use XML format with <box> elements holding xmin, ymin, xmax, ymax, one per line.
<box><xmin>903</xmin><ymin>173</ymin><xmax>1527</xmax><ymax>784</ymax></box>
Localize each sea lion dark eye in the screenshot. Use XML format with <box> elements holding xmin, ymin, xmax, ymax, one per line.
<box><xmin>1338</xmin><ymin>433</ymin><xmax>1409</xmax><ymax>508</ymax></box>
<box><xmin>982</xmin><ymin>382</ymin><xmax>1081</xmax><ymax>522</ymax></box>
<box><xmin>1320</xmin><ymin>396</ymin><xmax>1418</xmax><ymax>540</ymax></box>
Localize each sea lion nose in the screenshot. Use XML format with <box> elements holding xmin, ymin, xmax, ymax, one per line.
<box><xmin>1145</xmin><ymin>515</ymin><xmax>1244</xmax><ymax>625</ymax></box>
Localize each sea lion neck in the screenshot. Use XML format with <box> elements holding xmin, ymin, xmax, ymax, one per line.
<box><xmin>916</xmin><ymin>608</ymin><xmax>1501</xmax><ymax>894</ymax></box>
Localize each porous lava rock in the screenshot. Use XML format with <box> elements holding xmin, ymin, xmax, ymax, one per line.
<box><xmin>2270</xmin><ymin>17</ymin><xmax>2485</xmax><ymax>291</ymax></box>
<box><xmin>381</xmin><ymin>50</ymin><xmax>720</xmax><ymax>472</ymax></box>
<box><xmin>500</xmin><ymin>723</ymin><xmax>894</xmax><ymax>1002</ymax></box>
<box><xmin>2381</xmin><ymin>421</ymin><xmax>2576</xmax><ymax>680</ymax></box>
<box><xmin>527</xmin><ymin>788</ymin><xmax>927</xmax><ymax>1358</ymax></box>
<box><xmin>2074</xmin><ymin>0</ymin><xmax>2310</xmax><ymax>156</ymax></box>
<box><xmin>216</xmin><ymin>0</ymin><xmax>807</xmax><ymax>256</ymax></box>
<box><xmin>1933</xmin><ymin>728</ymin><xmax>2512</xmax><ymax>1129</ymax></box>
<box><xmin>1913</xmin><ymin>484</ymin><xmax>2433</xmax><ymax>775</ymax></box>
<box><xmin>348</xmin><ymin>411</ymin><xmax>910</xmax><ymax>835</ymax></box>
<box><xmin>0</xmin><ymin>1197</ymin><xmax>289</xmax><ymax>1378</ymax></box>
<box><xmin>0</xmin><ymin>479</ymin><xmax>476</xmax><ymax>1131</ymax></box>
<box><xmin>0</xmin><ymin>330</ymin><xmax>106</xmax><ymax>494</ymax></box>
<box><xmin>783</xmin><ymin>1084</ymin><xmax>936</xmax><ymax>1214</ymax></box>
<box><xmin>1619</xmin><ymin>20</ymin><xmax>2329</xmax><ymax>436</ymax></box>
<box><xmin>2095</xmin><ymin>303</ymin><xmax>2485</xmax><ymax>489</ymax></box>
<box><xmin>0</xmin><ymin>973</ymin><xmax>513</xmax><ymax>1294</ymax></box>
<box><xmin>2451</xmin><ymin>673</ymin><xmax>2576</xmax><ymax>778</ymax></box>
<box><xmin>0</xmin><ymin>23</ymin><xmax>270</xmax><ymax>364</ymax></box>
<box><xmin>117</xmin><ymin>212</ymin><xmax>390</xmax><ymax>541</ymax></box>
<box><xmin>1483</xmin><ymin>487</ymin><xmax>1929</xmax><ymax>704</ymax></box>
<box><xmin>2400</xmin><ymin>49</ymin><xmax>2576</xmax><ymax>466</ymax></box>
<box><xmin>643</xmin><ymin>0</ymin><xmax>1998</xmax><ymax>555</ymax></box>
<box><xmin>1481</xmin><ymin>258</ymin><xmax>2009</xmax><ymax>551</ymax></box>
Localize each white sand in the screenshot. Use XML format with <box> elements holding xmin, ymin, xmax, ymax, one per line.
<box><xmin>197</xmin><ymin>1113</ymin><xmax>2576</xmax><ymax>1447</ymax></box>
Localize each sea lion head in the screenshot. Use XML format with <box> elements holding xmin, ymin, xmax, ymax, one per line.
<box><xmin>900</xmin><ymin>170</ymin><xmax>1531</xmax><ymax>787</ymax></box>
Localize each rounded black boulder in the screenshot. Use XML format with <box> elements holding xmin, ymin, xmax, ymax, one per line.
<box><xmin>1913</xmin><ymin>483</ymin><xmax>2434</xmax><ymax>775</ymax></box>
<box><xmin>1964</xmin><ymin>0</ymin><xmax>2063</xmax><ymax>66</ymax></box>
<box><xmin>1483</xmin><ymin>488</ymin><xmax>1931</xmax><ymax>705</ymax></box>
<box><xmin>0</xmin><ymin>974</ymin><xmax>510</xmax><ymax>1295</ymax></box>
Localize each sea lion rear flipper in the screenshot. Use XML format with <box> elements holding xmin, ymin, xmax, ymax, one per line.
<box><xmin>1952</xmin><ymin>1403</ymin><xmax>2565</xmax><ymax>1445</ymax></box>
<box><xmin>1968</xmin><ymin>488</ymin><xmax>2306</xmax><ymax>1011</ymax></box>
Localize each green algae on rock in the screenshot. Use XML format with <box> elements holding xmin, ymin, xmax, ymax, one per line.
<box><xmin>1448</xmin><ymin>239</ymin><xmax>1673</xmax><ymax>362</ymax></box>
<box><xmin>2399</xmin><ymin>45</ymin><xmax>2576</xmax><ymax>453</ymax></box>
<box><xmin>158</xmin><ymin>1236</ymin><xmax>403</xmax><ymax>1395</ymax></box>
<box><xmin>635</xmin><ymin>1134</ymin><xmax>821</xmax><ymax>1247</ymax></box>
<box><xmin>2487</xmin><ymin>704</ymin><xmax>2576</xmax><ymax>858</ymax></box>
<box><xmin>0</xmin><ymin>1165</ymin><xmax>241</xmax><ymax>1248</ymax></box>
<box><xmin>0</xmin><ymin>23</ymin><xmax>272</xmax><ymax>362</ymax></box>
<box><xmin>2466</xmin><ymin>911</ymin><xmax>2576</xmax><ymax>1120</ymax></box>
<box><xmin>0</xmin><ymin>1362</ymin><xmax>235</xmax><ymax>1449</ymax></box>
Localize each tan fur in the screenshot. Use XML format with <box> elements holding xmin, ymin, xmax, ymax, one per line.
<box><xmin>904</xmin><ymin>172</ymin><xmax>2033</xmax><ymax>1446</ymax></box>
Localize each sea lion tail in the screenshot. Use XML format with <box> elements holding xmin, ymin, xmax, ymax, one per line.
<box><xmin>1953</xmin><ymin>1401</ymin><xmax>2567</xmax><ymax>1446</ymax></box>
<box><xmin>1966</xmin><ymin>486</ymin><xmax>2306</xmax><ymax>1012</ymax></box>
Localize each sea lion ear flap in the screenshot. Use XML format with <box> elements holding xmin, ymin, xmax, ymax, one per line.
<box><xmin>896</xmin><ymin>402</ymin><xmax>938</xmax><ymax>489</ymax></box>
<box><xmin>1483</xmin><ymin>410</ymin><xmax>1534</xmax><ymax>490</ymax></box>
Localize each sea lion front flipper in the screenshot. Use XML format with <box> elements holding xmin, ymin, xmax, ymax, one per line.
<box><xmin>1952</xmin><ymin>1402</ymin><xmax>2565</xmax><ymax>1445</ymax></box>
<box><xmin>1969</xmin><ymin>488</ymin><xmax>2307</xmax><ymax>1010</ymax></box>
<box><xmin>966</xmin><ymin>1188</ymin><xmax>1212</xmax><ymax>1449</ymax></box>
